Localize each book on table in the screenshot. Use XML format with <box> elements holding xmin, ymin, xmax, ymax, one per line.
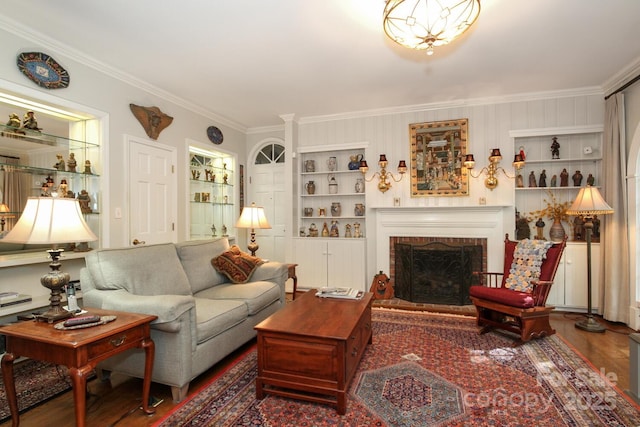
<box><xmin>316</xmin><ymin>287</ymin><xmax>364</xmax><ymax>300</ymax></box>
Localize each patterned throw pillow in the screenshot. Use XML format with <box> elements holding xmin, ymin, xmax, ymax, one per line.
<box><xmin>504</xmin><ymin>239</ymin><xmax>554</xmax><ymax>292</ymax></box>
<box><xmin>211</xmin><ymin>245</ymin><xmax>265</xmax><ymax>284</ymax></box>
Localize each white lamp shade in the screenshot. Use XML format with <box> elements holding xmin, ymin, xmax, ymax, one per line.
<box><xmin>0</xmin><ymin>203</ymin><xmax>10</xmax><ymax>213</ymax></box>
<box><xmin>236</xmin><ymin>203</ymin><xmax>271</xmax><ymax>229</ymax></box>
<box><xmin>2</xmin><ymin>197</ymin><xmax>97</xmax><ymax>244</ymax></box>
<box><xmin>566</xmin><ymin>186</ymin><xmax>614</xmax><ymax>216</ymax></box>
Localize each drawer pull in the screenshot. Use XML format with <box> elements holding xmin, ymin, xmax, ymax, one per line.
<box><xmin>110</xmin><ymin>336</ymin><xmax>127</xmax><ymax>347</ymax></box>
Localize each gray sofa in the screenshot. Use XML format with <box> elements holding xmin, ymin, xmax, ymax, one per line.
<box><xmin>80</xmin><ymin>237</ymin><xmax>288</xmax><ymax>402</ymax></box>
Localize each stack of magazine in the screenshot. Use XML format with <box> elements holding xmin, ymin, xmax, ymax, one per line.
<box><xmin>315</xmin><ymin>287</ymin><xmax>364</xmax><ymax>300</ymax></box>
<box><xmin>0</xmin><ymin>292</ymin><xmax>32</xmax><ymax>307</ymax></box>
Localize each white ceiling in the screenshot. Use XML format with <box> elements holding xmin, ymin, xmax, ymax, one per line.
<box><xmin>1</xmin><ymin>0</ymin><xmax>640</xmax><ymax>130</ymax></box>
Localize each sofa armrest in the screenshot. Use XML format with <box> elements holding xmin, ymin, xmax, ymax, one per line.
<box><xmin>83</xmin><ymin>288</ymin><xmax>195</xmax><ymax>325</ymax></box>
<box><xmin>252</xmin><ymin>261</ymin><xmax>288</xmax><ymax>301</ymax></box>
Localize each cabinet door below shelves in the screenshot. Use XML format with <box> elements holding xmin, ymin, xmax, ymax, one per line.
<box><xmin>293</xmin><ymin>238</ymin><xmax>367</xmax><ymax>291</ymax></box>
<box><xmin>546</xmin><ymin>243</ymin><xmax>600</xmax><ymax>310</ymax></box>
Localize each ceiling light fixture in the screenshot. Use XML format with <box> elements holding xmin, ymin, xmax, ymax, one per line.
<box><xmin>383</xmin><ymin>0</ymin><xmax>481</xmax><ymax>56</ymax></box>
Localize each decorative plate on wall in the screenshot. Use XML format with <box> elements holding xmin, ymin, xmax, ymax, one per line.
<box><xmin>16</xmin><ymin>52</ymin><xmax>70</xmax><ymax>89</ymax></box>
<box><xmin>207</xmin><ymin>126</ymin><xmax>224</xmax><ymax>144</ymax></box>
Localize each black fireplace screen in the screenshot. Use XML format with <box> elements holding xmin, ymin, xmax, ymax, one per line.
<box><xmin>394</xmin><ymin>242</ymin><xmax>483</xmax><ymax>305</ymax></box>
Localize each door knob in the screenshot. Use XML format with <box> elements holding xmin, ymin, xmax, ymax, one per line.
<box><xmin>132</xmin><ymin>239</ymin><xmax>146</xmax><ymax>245</ymax></box>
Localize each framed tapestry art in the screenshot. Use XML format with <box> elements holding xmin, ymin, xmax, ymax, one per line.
<box><xmin>410</xmin><ymin>119</ymin><xmax>469</xmax><ymax>197</ymax></box>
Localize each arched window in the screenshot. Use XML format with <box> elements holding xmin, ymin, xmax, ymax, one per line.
<box><xmin>255</xmin><ymin>143</ymin><xmax>285</xmax><ymax>165</ymax></box>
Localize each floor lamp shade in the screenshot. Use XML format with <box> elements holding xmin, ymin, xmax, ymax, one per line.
<box><xmin>2</xmin><ymin>197</ymin><xmax>98</xmax><ymax>322</ymax></box>
<box><xmin>236</xmin><ymin>202</ymin><xmax>271</xmax><ymax>256</ymax></box>
<box><xmin>565</xmin><ymin>186</ymin><xmax>614</xmax><ymax>333</ymax></box>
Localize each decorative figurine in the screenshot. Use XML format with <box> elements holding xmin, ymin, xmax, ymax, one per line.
<box><xmin>518</xmin><ymin>146</ymin><xmax>526</xmax><ymax>161</ymax></box>
<box><xmin>344</xmin><ymin>223</ymin><xmax>352</xmax><ymax>238</ymax></box>
<box><xmin>223</xmin><ymin>173</ymin><xmax>228</xmax><ymax>184</ymax></box>
<box><xmin>560</xmin><ymin>168</ymin><xmax>569</xmax><ymax>187</ymax></box>
<box><xmin>330</xmin><ymin>220</ymin><xmax>339</xmax><ymax>237</ymax></box>
<box><xmin>84</xmin><ymin>160</ymin><xmax>92</xmax><ymax>174</ymax></box>
<box><xmin>572</xmin><ymin>215</ymin><xmax>584</xmax><ymax>241</ymax></box>
<box><xmin>6</xmin><ymin>113</ymin><xmax>21</xmax><ymax>129</ymax></box>
<box><xmin>516</xmin><ymin>172</ymin><xmax>524</xmax><ymax>188</ymax></box>
<box><xmin>587</xmin><ymin>173</ymin><xmax>595</xmax><ymax>186</ymax></box>
<box><xmin>22</xmin><ymin>110</ymin><xmax>41</xmax><ymax>131</ymax></box>
<box><xmin>550</xmin><ymin>174</ymin><xmax>557</xmax><ymax>187</ymax></box>
<box><xmin>572</xmin><ymin>170</ymin><xmax>583</xmax><ymax>186</ymax></box>
<box><xmin>308</xmin><ymin>223</ymin><xmax>318</xmax><ymax>237</ymax></box>
<box><xmin>58</xmin><ymin>179</ymin><xmax>68</xmax><ymax>197</ymax></box>
<box><xmin>54</xmin><ymin>154</ymin><xmax>65</xmax><ymax>171</ymax></box>
<box><xmin>222</xmin><ymin>225</ymin><xmax>228</xmax><ymax>237</ymax></box>
<box><xmin>353</xmin><ymin>222</ymin><xmax>362</xmax><ymax>238</ymax></box>
<box><xmin>528</xmin><ymin>171</ymin><xmax>537</xmax><ymax>187</ymax></box>
<box><xmin>67</xmin><ymin>153</ymin><xmax>77</xmax><ymax>172</ymax></box>
<box><xmin>321</xmin><ymin>222</ymin><xmax>329</xmax><ymax>237</ymax></box>
<box><xmin>551</xmin><ymin>137</ymin><xmax>560</xmax><ymax>159</ymax></box>
<box><xmin>77</xmin><ymin>189</ymin><xmax>92</xmax><ymax>213</ymax></box>
<box><xmin>538</xmin><ymin>169</ymin><xmax>547</xmax><ymax>187</ymax></box>
<box><xmin>535</xmin><ymin>218</ymin><xmax>546</xmax><ymax>240</ymax></box>
<box><xmin>211</xmin><ymin>224</ymin><xmax>217</xmax><ymax>237</ymax></box>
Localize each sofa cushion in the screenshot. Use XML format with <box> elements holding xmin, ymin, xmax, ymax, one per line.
<box><xmin>176</xmin><ymin>238</ymin><xmax>230</xmax><ymax>293</ymax></box>
<box><xmin>193</xmin><ymin>297</ymin><xmax>248</xmax><ymax>344</ymax></box>
<box><xmin>85</xmin><ymin>243</ymin><xmax>192</xmax><ymax>296</ymax></box>
<box><xmin>469</xmin><ymin>285</ymin><xmax>535</xmax><ymax>308</ymax></box>
<box><xmin>211</xmin><ymin>245</ymin><xmax>265</xmax><ymax>283</ymax></box>
<box><xmin>194</xmin><ymin>281</ymin><xmax>280</xmax><ymax>315</ymax></box>
<box><xmin>504</xmin><ymin>239</ymin><xmax>554</xmax><ymax>292</ymax></box>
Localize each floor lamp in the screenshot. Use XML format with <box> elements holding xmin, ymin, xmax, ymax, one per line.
<box><xmin>566</xmin><ymin>186</ymin><xmax>614</xmax><ymax>332</ymax></box>
<box><xmin>236</xmin><ymin>202</ymin><xmax>271</xmax><ymax>256</ymax></box>
<box><xmin>2</xmin><ymin>197</ymin><xmax>97</xmax><ymax>322</ymax></box>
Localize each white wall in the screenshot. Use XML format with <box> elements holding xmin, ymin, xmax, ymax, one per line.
<box><xmin>285</xmin><ymin>94</ymin><xmax>605</xmax><ymax>283</ymax></box>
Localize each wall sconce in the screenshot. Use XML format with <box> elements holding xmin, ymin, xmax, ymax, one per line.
<box><xmin>463</xmin><ymin>149</ymin><xmax>525</xmax><ymax>190</ymax></box>
<box><xmin>359</xmin><ymin>154</ymin><xmax>407</xmax><ymax>193</ymax></box>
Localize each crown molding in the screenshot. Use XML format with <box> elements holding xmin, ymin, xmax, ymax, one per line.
<box><xmin>0</xmin><ymin>14</ymin><xmax>247</xmax><ymax>133</ymax></box>
<box><xmin>602</xmin><ymin>55</ymin><xmax>640</xmax><ymax>97</ymax></box>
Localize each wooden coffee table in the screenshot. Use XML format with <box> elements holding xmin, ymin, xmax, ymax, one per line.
<box><xmin>255</xmin><ymin>289</ymin><xmax>373</xmax><ymax>414</ymax></box>
<box><xmin>0</xmin><ymin>308</ymin><xmax>156</xmax><ymax>427</ymax></box>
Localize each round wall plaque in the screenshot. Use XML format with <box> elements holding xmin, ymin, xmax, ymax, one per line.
<box><xmin>17</xmin><ymin>52</ymin><xmax>70</xmax><ymax>89</ymax></box>
<box><xmin>207</xmin><ymin>126</ymin><xmax>223</xmax><ymax>144</ymax></box>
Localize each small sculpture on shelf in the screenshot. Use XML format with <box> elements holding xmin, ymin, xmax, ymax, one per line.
<box><xmin>587</xmin><ymin>173</ymin><xmax>595</xmax><ymax>186</ymax></box>
<box><xmin>538</xmin><ymin>169</ymin><xmax>547</xmax><ymax>187</ymax></box>
<box><xmin>67</xmin><ymin>153</ymin><xmax>77</xmax><ymax>172</ymax></box>
<box><xmin>528</xmin><ymin>171</ymin><xmax>537</xmax><ymax>187</ymax></box>
<box><xmin>550</xmin><ymin>174</ymin><xmax>557</xmax><ymax>187</ymax></box>
<box><xmin>211</xmin><ymin>224</ymin><xmax>217</xmax><ymax>237</ymax></box>
<box><xmin>6</xmin><ymin>113</ymin><xmax>21</xmax><ymax>129</ymax></box>
<box><xmin>344</xmin><ymin>223</ymin><xmax>352</xmax><ymax>238</ymax></box>
<box><xmin>221</xmin><ymin>225</ymin><xmax>228</xmax><ymax>237</ymax></box>
<box><xmin>515</xmin><ymin>211</ymin><xmax>531</xmax><ymax>240</ymax></box>
<box><xmin>22</xmin><ymin>110</ymin><xmax>41</xmax><ymax>131</ymax></box>
<box><xmin>223</xmin><ymin>173</ymin><xmax>228</xmax><ymax>184</ymax></box>
<box><xmin>191</xmin><ymin>170</ymin><xmax>200</xmax><ymax>180</ymax></box>
<box><xmin>535</xmin><ymin>218</ymin><xmax>546</xmax><ymax>240</ymax></box>
<box><xmin>308</xmin><ymin>223</ymin><xmax>318</xmax><ymax>237</ymax></box>
<box><xmin>57</xmin><ymin>179</ymin><xmax>69</xmax><ymax>197</ymax></box>
<box><xmin>572</xmin><ymin>170</ymin><xmax>583</xmax><ymax>186</ymax></box>
<box><xmin>560</xmin><ymin>168</ymin><xmax>569</xmax><ymax>187</ymax></box>
<box><xmin>77</xmin><ymin>189</ymin><xmax>92</xmax><ymax>213</ymax></box>
<box><xmin>330</xmin><ymin>220</ymin><xmax>339</xmax><ymax>237</ymax></box>
<box><xmin>353</xmin><ymin>222</ymin><xmax>362</xmax><ymax>238</ymax></box>
<box><xmin>84</xmin><ymin>160</ymin><xmax>93</xmax><ymax>174</ymax></box>
<box><xmin>321</xmin><ymin>222</ymin><xmax>329</xmax><ymax>237</ymax></box>
<box><xmin>516</xmin><ymin>172</ymin><xmax>524</xmax><ymax>188</ymax></box>
<box><xmin>550</xmin><ymin>137</ymin><xmax>560</xmax><ymax>159</ymax></box>
<box><xmin>54</xmin><ymin>154</ymin><xmax>65</xmax><ymax>171</ymax></box>
<box><xmin>518</xmin><ymin>146</ymin><xmax>526</xmax><ymax>160</ymax></box>
<box><xmin>572</xmin><ymin>215</ymin><xmax>584</xmax><ymax>241</ymax></box>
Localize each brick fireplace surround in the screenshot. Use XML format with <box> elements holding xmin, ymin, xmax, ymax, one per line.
<box><xmin>373</xmin><ymin>206</ymin><xmax>512</xmax><ymax>288</ymax></box>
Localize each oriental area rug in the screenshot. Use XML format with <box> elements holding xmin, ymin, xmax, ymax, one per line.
<box><xmin>155</xmin><ymin>309</ymin><xmax>640</xmax><ymax>426</ymax></box>
<box><xmin>0</xmin><ymin>360</ymin><xmax>71</xmax><ymax>423</ymax></box>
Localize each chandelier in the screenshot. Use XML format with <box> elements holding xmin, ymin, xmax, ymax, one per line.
<box><xmin>383</xmin><ymin>0</ymin><xmax>481</xmax><ymax>56</ymax></box>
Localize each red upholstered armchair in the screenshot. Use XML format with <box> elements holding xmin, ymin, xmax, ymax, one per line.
<box><xmin>469</xmin><ymin>234</ymin><xmax>567</xmax><ymax>345</ymax></box>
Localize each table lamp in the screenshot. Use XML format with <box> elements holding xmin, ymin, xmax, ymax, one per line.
<box><xmin>235</xmin><ymin>202</ymin><xmax>271</xmax><ymax>256</ymax></box>
<box><xmin>566</xmin><ymin>186</ymin><xmax>614</xmax><ymax>332</ymax></box>
<box><xmin>2</xmin><ymin>197</ymin><xmax>98</xmax><ymax>322</ymax></box>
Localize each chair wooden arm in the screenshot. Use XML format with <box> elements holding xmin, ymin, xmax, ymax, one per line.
<box><xmin>472</xmin><ymin>271</ymin><xmax>504</xmax><ymax>288</ymax></box>
<box><xmin>530</xmin><ymin>279</ymin><xmax>554</xmax><ymax>306</ymax></box>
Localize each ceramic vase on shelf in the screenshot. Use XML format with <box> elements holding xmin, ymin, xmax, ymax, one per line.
<box><xmin>328</xmin><ymin>174</ymin><xmax>338</xmax><ymax>194</ymax></box>
<box><xmin>549</xmin><ymin>218</ymin><xmax>566</xmax><ymax>242</ymax></box>
<box><xmin>355</xmin><ymin>178</ymin><xmax>365</xmax><ymax>193</ymax></box>
<box><xmin>306</xmin><ymin>181</ymin><xmax>316</xmax><ymax>195</ymax></box>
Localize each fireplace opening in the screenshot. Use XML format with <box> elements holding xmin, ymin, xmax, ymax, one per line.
<box><xmin>392</xmin><ymin>238</ymin><xmax>485</xmax><ymax>305</ymax></box>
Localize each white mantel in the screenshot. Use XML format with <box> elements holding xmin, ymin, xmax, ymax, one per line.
<box><xmin>373</xmin><ymin>205</ymin><xmax>514</xmax><ymax>275</ymax></box>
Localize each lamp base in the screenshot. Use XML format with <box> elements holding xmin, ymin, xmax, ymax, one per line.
<box><xmin>575</xmin><ymin>315</ymin><xmax>606</xmax><ymax>333</ymax></box>
<box><xmin>36</xmin><ymin>305</ymin><xmax>72</xmax><ymax>323</ymax></box>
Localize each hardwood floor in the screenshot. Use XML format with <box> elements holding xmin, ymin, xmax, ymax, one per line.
<box><xmin>2</xmin><ymin>295</ymin><xmax>636</xmax><ymax>427</ymax></box>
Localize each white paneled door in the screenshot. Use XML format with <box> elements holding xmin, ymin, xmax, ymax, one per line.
<box><xmin>128</xmin><ymin>136</ymin><xmax>177</xmax><ymax>246</ymax></box>
<box><xmin>248</xmin><ymin>142</ymin><xmax>286</xmax><ymax>262</ymax></box>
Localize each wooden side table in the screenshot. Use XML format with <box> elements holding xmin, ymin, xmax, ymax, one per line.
<box><xmin>287</xmin><ymin>263</ymin><xmax>298</xmax><ymax>300</ymax></box>
<box><xmin>0</xmin><ymin>308</ymin><xmax>157</xmax><ymax>427</ymax></box>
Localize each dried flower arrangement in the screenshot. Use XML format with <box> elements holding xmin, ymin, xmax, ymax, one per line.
<box><xmin>527</xmin><ymin>191</ymin><xmax>572</xmax><ymax>222</ymax></box>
